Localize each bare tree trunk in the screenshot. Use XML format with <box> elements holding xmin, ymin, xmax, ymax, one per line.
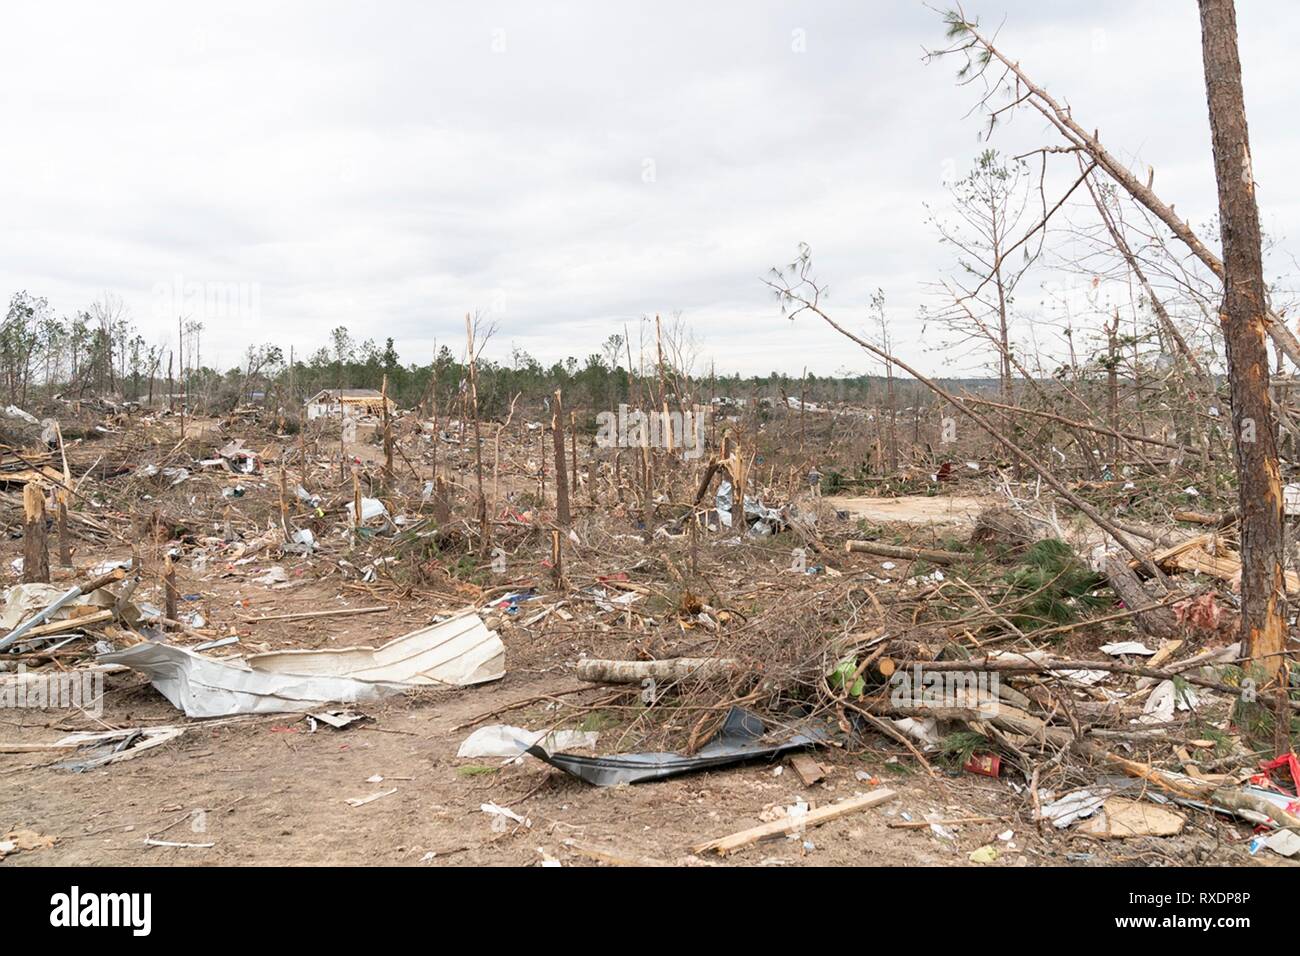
<box><xmin>570</xmin><ymin>410</ymin><xmax>579</xmax><ymax>505</ymax></box>
<box><xmin>799</xmin><ymin>367</ymin><xmax>807</xmax><ymax>452</ymax></box>
<box><xmin>56</xmin><ymin>494</ymin><xmax>71</xmax><ymax>567</ymax></box>
<box><xmin>552</xmin><ymin>388</ymin><xmax>570</xmax><ymax>527</ymax></box>
<box><xmin>886</xmin><ymin>361</ymin><xmax>898</xmax><ymax>473</ymax></box>
<box><xmin>465</xmin><ymin>315</ymin><xmax>489</xmax><ymax>554</ymax></box>
<box><xmin>381</xmin><ymin>373</ymin><xmax>393</xmax><ymax>485</ymax></box>
<box><xmin>1198</xmin><ymin>0</ymin><xmax>1290</xmax><ymax>724</ymax></box>
<box><xmin>1106</xmin><ymin>312</ymin><xmax>1120</xmax><ymax>465</ymax></box>
<box><xmin>163</xmin><ymin>553</ymin><xmax>178</xmax><ymax>627</ymax></box>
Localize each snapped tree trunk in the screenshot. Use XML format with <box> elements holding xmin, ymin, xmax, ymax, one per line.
<box><xmin>552</xmin><ymin>388</ymin><xmax>570</xmax><ymax>527</ymax></box>
<box><xmin>1102</xmin><ymin>553</ymin><xmax>1179</xmax><ymax>640</ymax></box>
<box><xmin>1197</xmin><ymin>0</ymin><xmax>1289</xmax><ymax>703</ymax></box>
<box><xmin>22</xmin><ymin>483</ymin><xmax>49</xmax><ymax>584</ymax></box>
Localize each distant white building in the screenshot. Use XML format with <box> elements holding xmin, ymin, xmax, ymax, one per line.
<box><xmin>304</xmin><ymin>388</ymin><xmax>393</xmax><ymax>420</ymax></box>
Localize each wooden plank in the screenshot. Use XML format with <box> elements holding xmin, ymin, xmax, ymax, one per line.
<box><xmin>17</xmin><ymin>609</ymin><xmax>114</xmax><ymax>638</ymax></box>
<box><xmin>692</xmin><ymin>788</ymin><xmax>897</xmax><ymax>856</ymax></box>
<box><xmin>241</xmin><ymin>605</ymin><xmax>389</xmax><ymax>623</ymax></box>
<box><xmin>1163</xmin><ymin>544</ymin><xmax>1300</xmax><ymax>593</ymax></box>
<box><xmin>789</xmin><ymin>754</ymin><xmax>826</xmax><ymax>787</ymax></box>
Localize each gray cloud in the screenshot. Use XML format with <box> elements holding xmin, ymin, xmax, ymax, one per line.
<box><xmin>1</xmin><ymin>0</ymin><xmax>1296</xmax><ymax>375</ymax></box>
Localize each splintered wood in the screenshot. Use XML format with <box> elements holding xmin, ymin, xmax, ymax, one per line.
<box><xmin>692</xmin><ymin>789</ymin><xmax>897</xmax><ymax>856</ymax></box>
<box><xmin>1140</xmin><ymin>532</ymin><xmax>1300</xmax><ymax>593</ymax></box>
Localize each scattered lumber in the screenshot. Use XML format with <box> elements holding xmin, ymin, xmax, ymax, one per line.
<box><xmin>0</xmin><ymin>742</ymin><xmax>79</xmax><ymax>754</ymax></box>
<box><xmin>240</xmin><ymin>605</ymin><xmax>389</xmax><ymax>623</ymax></box>
<box><xmin>692</xmin><ymin>788</ymin><xmax>897</xmax><ymax>856</ymax></box>
<box><xmin>16</xmin><ymin>608</ymin><xmax>114</xmax><ymax>639</ymax></box>
<box><xmin>0</xmin><ymin>566</ymin><xmax>128</xmax><ymax>652</ymax></box>
<box><xmin>1146</xmin><ymin>536</ymin><xmax>1300</xmax><ymax>593</ymax></box>
<box><xmin>888</xmin><ymin>816</ymin><xmax>1005</xmax><ymax>829</ymax></box>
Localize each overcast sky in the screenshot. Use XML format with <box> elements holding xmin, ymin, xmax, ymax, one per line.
<box><xmin>3</xmin><ymin>1</ymin><xmax>1298</xmax><ymax>377</ymax></box>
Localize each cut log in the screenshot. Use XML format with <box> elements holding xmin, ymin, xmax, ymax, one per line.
<box><xmin>988</xmin><ymin>704</ymin><xmax>1213</xmax><ymax>798</ymax></box>
<box><xmin>844</xmin><ymin>540</ymin><xmax>966</xmax><ymax>565</ymax></box>
<box><xmin>693</xmin><ymin>788</ymin><xmax>897</xmax><ymax>856</ymax></box>
<box><xmin>1208</xmin><ymin>786</ymin><xmax>1300</xmax><ymax>829</ymax></box>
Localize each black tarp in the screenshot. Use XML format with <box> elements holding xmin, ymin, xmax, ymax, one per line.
<box><xmin>525</xmin><ymin>706</ymin><xmax>826</xmax><ymax>786</ymax></box>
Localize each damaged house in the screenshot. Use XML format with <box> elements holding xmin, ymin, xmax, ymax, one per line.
<box><xmin>304</xmin><ymin>388</ymin><xmax>394</xmax><ymax>420</ymax></box>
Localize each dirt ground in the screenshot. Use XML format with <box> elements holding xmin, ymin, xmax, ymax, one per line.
<box><xmin>0</xmin><ymin>570</ymin><xmax>1273</xmax><ymax>868</ymax></box>
<box><xmin>0</xmin><ymin>414</ymin><xmax>1287</xmax><ymax>869</ymax></box>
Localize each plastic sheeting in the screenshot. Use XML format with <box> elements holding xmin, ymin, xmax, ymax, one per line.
<box><xmin>525</xmin><ymin>706</ymin><xmax>825</xmax><ymax>786</ymax></box>
<box><xmin>457</xmin><ymin>724</ymin><xmax>599</xmax><ymax>759</ymax></box>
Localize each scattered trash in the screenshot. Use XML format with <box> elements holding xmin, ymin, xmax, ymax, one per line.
<box><xmin>1137</xmin><ymin>679</ymin><xmax>1199</xmax><ymax>726</ymax></box>
<box><xmin>1041</xmin><ymin>789</ymin><xmax>1110</xmax><ymax>828</ymax></box>
<box><xmin>480</xmin><ymin>801</ymin><xmax>530</xmax><ymax>828</ymax></box>
<box><xmin>963</xmin><ymin>753</ymin><xmax>1001</xmax><ymax>777</ymax></box>
<box><xmin>1100</xmin><ymin>641</ymin><xmax>1155</xmax><ymax>656</ymax></box>
<box><xmin>309</xmin><ymin>709</ymin><xmax>370</xmax><ymax>730</ymax></box>
<box><xmin>345</xmin><ymin>788</ymin><xmax>398</xmax><ymax>808</ymax></box>
<box><xmin>51</xmin><ymin>726</ymin><xmax>186</xmax><ymax>772</ymax></box>
<box><xmin>457</xmin><ymin>724</ymin><xmax>599</xmax><ymax>760</ymax></box>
